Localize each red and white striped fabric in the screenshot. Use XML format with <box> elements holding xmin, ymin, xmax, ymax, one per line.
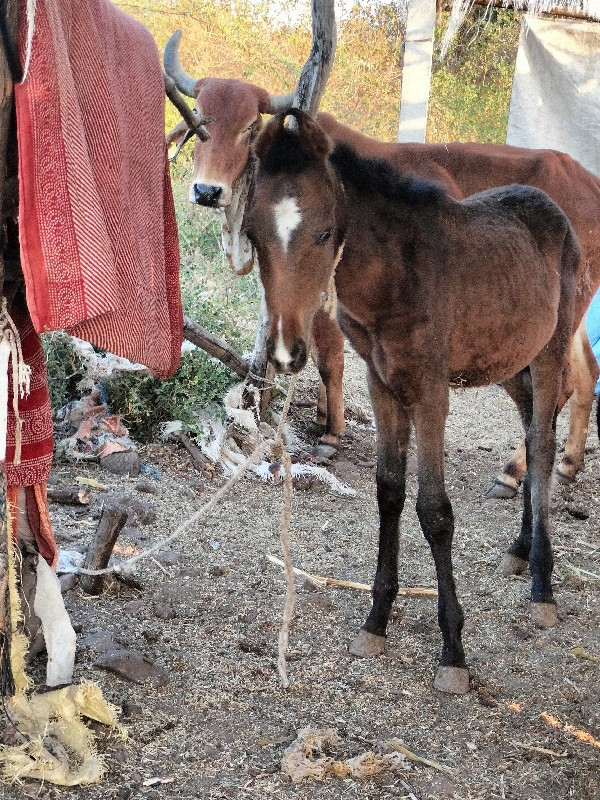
<box><xmin>14</xmin><ymin>0</ymin><xmax>182</xmax><ymax>379</ymax></box>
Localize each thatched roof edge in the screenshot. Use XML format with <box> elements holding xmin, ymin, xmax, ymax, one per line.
<box><xmin>441</xmin><ymin>0</ymin><xmax>600</xmax><ymax>59</ymax></box>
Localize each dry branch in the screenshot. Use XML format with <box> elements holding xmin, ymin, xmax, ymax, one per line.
<box><xmin>47</xmin><ymin>485</ymin><xmax>92</xmax><ymax>505</ymax></box>
<box><xmin>385</xmin><ymin>738</ymin><xmax>455</xmax><ymax>775</ymax></box>
<box><xmin>163</xmin><ymin>71</ymin><xmax>210</xmax><ymax>141</ymax></box>
<box><xmin>178</xmin><ymin>432</ymin><xmax>212</xmax><ymax>471</ymax></box>
<box><xmin>183</xmin><ymin>315</ymin><xmax>248</xmax><ymax>378</ymax></box>
<box><xmin>80</xmin><ymin>500</ymin><xmax>129</xmax><ymax>595</ymax></box>
<box><xmin>266</xmin><ymin>554</ymin><xmax>438</xmax><ymax>596</ymax></box>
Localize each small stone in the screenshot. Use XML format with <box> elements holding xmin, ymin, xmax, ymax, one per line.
<box><xmin>122</xmin><ymin>600</ymin><xmax>145</xmax><ymax>613</ymax></box>
<box><xmin>209</xmin><ymin>565</ymin><xmax>229</xmax><ymax>577</ymax></box>
<box><xmin>153</xmin><ymin>603</ymin><xmax>176</xmax><ymax>620</ymax></box>
<box><xmin>106</xmin><ymin>493</ymin><xmax>157</xmax><ymax>526</ymax></box>
<box><xmin>94</xmin><ymin>649</ymin><xmax>169</xmax><ymax>685</ymax></box>
<box><xmin>565</xmin><ymin>505</ymin><xmax>589</xmax><ymax>520</ymax></box>
<box><xmin>121</xmin><ymin>700</ymin><xmax>143</xmax><ymax>718</ymax></box>
<box><xmin>154</xmin><ymin>549</ymin><xmax>182</xmax><ymax>566</ymax></box>
<box><xmin>79</xmin><ymin>630</ymin><xmax>117</xmax><ymax>652</ymax></box>
<box><xmin>59</xmin><ymin>573</ymin><xmax>79</xmax><ymax>593</ymax></box>
<box><xmin>134</xmin><ymin>480</ymin><xmax>159</xmax><ymax>495</ymax></box>
<box><xmin>100</xmin><ymin>451</ymin><xmax>141</xmax><ymax>477</ymax></box>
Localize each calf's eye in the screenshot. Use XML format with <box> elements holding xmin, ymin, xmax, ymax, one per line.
<box><xmin>315</xmin><ymin>227</ymin><xmax>334</xmax><ymax>245</ymax></box>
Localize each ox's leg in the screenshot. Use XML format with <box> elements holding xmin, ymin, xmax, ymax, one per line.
<box><xmin>485</xmin><ymin>369</ymin><xmax>533</xmax><ymax>500</ymax></box>
<box><xmin>498</xmin><ymin>371</ymin><xmax>534</xmax><ymax>576</ymax></box>
<box><xmin>310</xmin><ymin>308</ymin><xmax>346</xmax><ymax>459</ymax></box>
<box><xmin>556</xmin><ymin>321</ymin><xmax>597</xmax><ymax>483</ymax></box>
<box><xmin>349</xmin><ymin>368</ymin><xmax>409</xmax><ymax>658</ymax></box>
<box><xmin>412</xmin><ymin>390</ymin><xmax>469</xmax><ymax>694</ymax></box>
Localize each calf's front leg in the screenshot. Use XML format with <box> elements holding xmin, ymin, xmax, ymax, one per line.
<box><xmin>349</xmin><ymin>369</ymin><xmax>410</xmax><ymax>657</ymax></box>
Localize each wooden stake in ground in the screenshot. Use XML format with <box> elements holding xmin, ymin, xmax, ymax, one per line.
<box><xmin>80</xmin><ymin>500</ymin><xmax>129</xmax><ymax>595</ymax></box>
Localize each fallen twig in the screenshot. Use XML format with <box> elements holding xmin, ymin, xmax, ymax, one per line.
<box><xmin>562</xmin><ymin>561</ymin><xmax>600</xmax><ymax>580</ymax></box>
<box><xmin>266</xmin><ymin>554</ymin><xmax>437</xmax><ymax>596</ymax></box>
<box><xmin>385</xmin><ymin>739</ymin><xmax>455</xmax><ymax>775</ymax></box>
<box><xmin>510</xmin><ymin>741</ymin><xmax>567</xmax><ymax>758</ymax></box>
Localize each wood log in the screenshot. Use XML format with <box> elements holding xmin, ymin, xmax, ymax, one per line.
<box><xmin>80</xmin><ymin>500</ymin><xmax>129</xmax><ymax>595</ymax></box>
<box><xmin>47</xmin><ymin>486</ymin><xmax>92</xmax><ymax>506</ymax></box>
<box><xmin>177</xmin><ymin>433</ymin><xmax>212</xmax><ymax>471</ymax></box>
<box><xmin>183</xmin><ymin>315</ymin><xmax>248</xmax><ymax>379</ymax></box>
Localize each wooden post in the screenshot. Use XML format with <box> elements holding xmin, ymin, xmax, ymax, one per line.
<box><xmin>397</xmin><ymin>0</ymin><xmax>437</xmax><ymax>143</ymax></box>
<box><xmin>80</xmin><ymin>501</ymin><xmax>129</xmax><ymax>595</ymax></box>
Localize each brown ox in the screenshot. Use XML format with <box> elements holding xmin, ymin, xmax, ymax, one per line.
<box><xmin>246</xmin><ymin>109</ymin><xmax>580</xmax><ymax>693</ymax></box>
<box><xmin>163</xmin><ymin>30</ymin><xmax>600</xmax><ymax>492</ymax></box>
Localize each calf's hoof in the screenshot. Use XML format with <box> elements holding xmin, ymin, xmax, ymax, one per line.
<box><xmin>485</xmin><ymin>477</ymin><xmax>519</xmax><ymax>500</ymax></box>
<box><xmin>433</xmin><ymin>666</ymin><xmax>470</xmax><ymax>695</ymax></box>
<box><xmin>498</xmin><ymin>553</ymin><xmax>528</xmax><ymax>577</ymax></box>
<box><xmin>311</xmin><ymin>442</ymin><xmax>339</xmax><ymax>460</ymax></box>
<box><xmin>348</xmin><ymin>628</ymin><xmax>386</xmax><ymax>657</ymax></box>
<box><xmin>530</xmin><ymin>601</ymin><xmax>558</xmax><ymax>629</ymax></box>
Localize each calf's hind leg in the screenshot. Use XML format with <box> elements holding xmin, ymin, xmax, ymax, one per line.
<box><xmin>349</xmin><ymin>369</ymin><xmax>409</xmax><ymax>658</ymax></box>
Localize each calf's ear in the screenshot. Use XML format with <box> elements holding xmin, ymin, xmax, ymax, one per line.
<box><xmin>294</xmin><ymin>111</ymin><xmax>331</xmax><ymax>161</ymax></box>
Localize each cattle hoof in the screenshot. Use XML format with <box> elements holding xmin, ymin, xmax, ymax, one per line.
<box><xmin>555</xmin><ymin>466</ymin><xmax>576</xmax><ymax>485</ymax></box>
<box><xmin>307</xmin><ymin>422</ymin><xmax>327</xmax><ymax>438</ymax></box>
<box><xmin>485</xmin><ymin>477</ymin><xmax>519</xmax><ymax>500</ymax></box>
<box><xmin>530</xmin><ymin>601</ymin><xmax>558</xmax><ymax>629</ymax></box>
<box><xmin>498</xmin><ymin>553</ymin><xmax>528</xmax><ymax>577</ymax></box>
<box><xmin>348</xmin><ymin>629</ymin><xmax>386</xmax><ymax>657</ymax></box>
<box><xmin>311</xmin><ymin>442</ymin><xmax>339</xmax><ymax>460</ymax></box>
<box><xmin>433</xmin><ymin>666</ymin><xmax>470</xmax><ymax>695</ymax></box>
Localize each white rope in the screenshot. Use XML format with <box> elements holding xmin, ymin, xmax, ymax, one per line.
<box><xmin>21</xmin><ymin>0</ymin><xmax>38</xmax><ymax>82</ymax></box>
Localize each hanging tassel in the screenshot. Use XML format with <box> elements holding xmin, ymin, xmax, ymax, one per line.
<box><xmin>0</xmin><ymin>300</ymin><xmax>31</xmax><ymax>466</ymax></box>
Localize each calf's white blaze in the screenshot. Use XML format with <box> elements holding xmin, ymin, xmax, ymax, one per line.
<box><xmin>273</xmin><ymin>196</ymin><xmax>302</xmax><ymax>251</ymax></box>
<box><xmin>274</xmin><ymin>316</ymin><xmax>292</xmax><ymax>366</ymax></box>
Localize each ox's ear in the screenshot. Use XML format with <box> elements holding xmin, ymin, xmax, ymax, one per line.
<box><xmin>252</xmin><ymin>113</ymin><xmax>285</xmax><ymax>162</ymax></box>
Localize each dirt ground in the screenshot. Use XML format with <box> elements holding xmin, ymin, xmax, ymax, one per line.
<box><xmin>3</xmin><ymin>348</ymin><xmax>600</xmax><ymax>800</ymax></box>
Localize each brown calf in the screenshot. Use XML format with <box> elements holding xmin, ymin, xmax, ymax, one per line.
<box><xmin>246</xmin><ymin>109</ymin><xmax>580</xmax><ymax>693</ymax></box>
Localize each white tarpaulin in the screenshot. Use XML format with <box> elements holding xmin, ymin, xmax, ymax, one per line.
<box><xmin>506</xmin><ymin>16</ymin><xmax>600</xmax><ymax>176</ymax></box>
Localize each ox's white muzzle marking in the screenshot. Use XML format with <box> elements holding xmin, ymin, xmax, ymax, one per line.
<box><xmin>274</xmin><ymin>316</ymin><xmax>293</xmax><ymax>368</ymax></box>
<box><xmin>273</xmin><ymin>196</ymin><xmax>302</xmax><ymax>251</ymax></box>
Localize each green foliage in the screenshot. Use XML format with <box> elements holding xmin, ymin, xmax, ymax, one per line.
<box><xmin>106</xmin><ymin>349</ymin><xmax>235</xmax><ymax>441</ymax></box>
<box><xmin>428</xmin><ymin>9</ymin><xmax>521</xmax><ymax>144</ymax></box>
<box><xmin>42</xmin><ymin>332</ymin><xmax>86</xmax><ymax>410</ymax></box>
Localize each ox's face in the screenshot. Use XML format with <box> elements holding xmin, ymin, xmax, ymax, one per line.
<box><xmin>190</xmin><ymin>79</ymin><xmax>272</xmax><ymax>208</ymax></box>
<box><xmin>245</xmin><ymin>113</ymin><xmax>346</xmax><ymax>375</ymax></box>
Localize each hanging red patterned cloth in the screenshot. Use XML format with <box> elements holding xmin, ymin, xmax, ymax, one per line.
<box><xmin>3</xmin><ymin>0</ymin><xmax>183</xmax><ymax>568</ymax></box>
<box><xmin>14</xmin><ymin>0</ymin><xmax>182</xmax><ymax>378</ymax></box>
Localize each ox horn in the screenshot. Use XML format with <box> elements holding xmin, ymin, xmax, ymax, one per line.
<box><xmin>164</xmin><ymin>30</ymin><xmax>197</xmax><ymax>98</ymax></box>
<box><xmin>266</xmin><ymin>93</ymin><xmax>296</xmax><ymax>115</ymax></box>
